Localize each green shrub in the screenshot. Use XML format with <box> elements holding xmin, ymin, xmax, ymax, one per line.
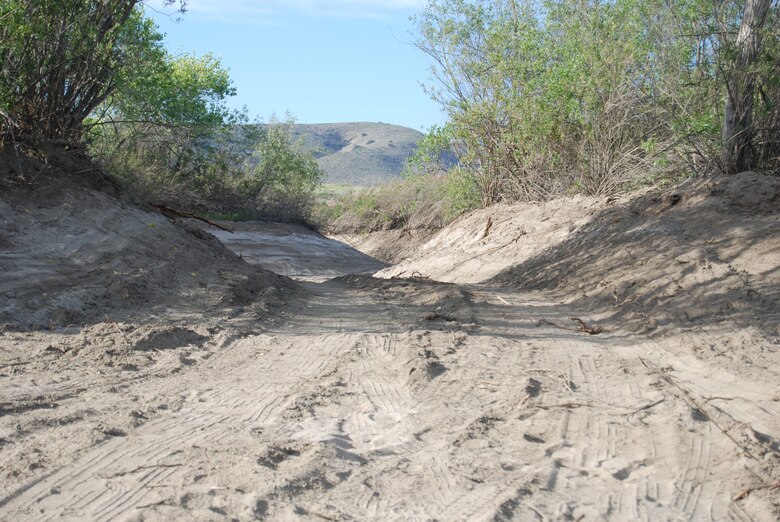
<box><xmin>413</xmin><ymin>0</ymin><xmax>780</xmax><ymax>201</ymax></box>
<box><xmin>317</xmin><ymin>169</ymin><xmax>480</xmax><ymax>234</ymax></box>
<box><xmin>99</xmin><ymin>118</ymin><xmax>323</xmax><ymax>223</ymax></box>
<box><xmin>0</xmin><ymin>1</ymin><xmax>185</xmax><ymax>142</ymax></box>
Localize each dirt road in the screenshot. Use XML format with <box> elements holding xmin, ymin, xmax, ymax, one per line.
<box><xmin>2</xmin><ymin>225</ymin><xmax>778</xmax><ymax>521</ymax></box>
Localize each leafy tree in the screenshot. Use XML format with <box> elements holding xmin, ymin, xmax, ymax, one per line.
<box><xmin>101</xmin><ymin>7</ymin><xmax>237</xmax><ymax>129</ymax></box>
<box><xmin>0</xmin><ymin>0</ymin><xmax>185</xmax><ymax>143</ymax></box>
<box><xmin>1</xmin><ymin>1</ymin><xmax>323</xmax><ymax>221</ymax></box>
<box><xmin>414</xmin><ymin>0</ymin><xmax>780</xmax><ymax>205</ymax></box>
<box><xmin>403</xmin><ymin>124</ymin><xmax>457</xmax><ymax>177</ymax></box>
<box><xmin>239</xmin><ymin>117</ymin><xmax>324</xmax><ymax>220</ymax></box>
<box><xmin>415</xmin><ymin>0</ymin><xmax>548</xmax><ymax>202</ymax></box>
<box><xmin>86</xmin><ymin>6</ymin><xmax>244</xmax><ymax>208</ymax></box>
<box><xmin>722</xmin><ymin>0</ymin><xmax>774</xmax><ymax>173</ymax></box>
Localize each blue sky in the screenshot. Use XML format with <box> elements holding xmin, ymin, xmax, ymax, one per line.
<box><xmin>146</xmin><ymin>0</ymin><xmax>445</xmax><ymax>131</ymax></box>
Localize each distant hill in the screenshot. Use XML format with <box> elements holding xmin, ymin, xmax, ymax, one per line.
<box><xmin>291</xmin><ymin>122</ymin><xmax>425</xmax><ymax>186</ymax></box>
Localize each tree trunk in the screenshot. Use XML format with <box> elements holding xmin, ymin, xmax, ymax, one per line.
<box><xmin>721</xmin><ymin>0</ymin><xmax>771</xmax><ymax>174</ymax></box>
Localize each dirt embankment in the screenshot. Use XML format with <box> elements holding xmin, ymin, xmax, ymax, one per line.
<box><xmin>1</xmin><ymin>148</ymin><xmax>778</xmax><ymax>521</ymax></box>
<box><xmin>368</xmin><ymin>173</ymin><xmax>779</xmax><ymax>339</ymax></box>
<box><xmin>335</xmin><ymin>228</ymin><xmax>437</xmax><ymax>265</ymax></box>
<box><xmin>491</xmin><ymin>173</ymin><xmax>779</xmax><ymax>336</ymax></box>
<box><xmin>0</xmin><ymin>148</ymin><xmax>295</xmax><ymax>330</ymax></box>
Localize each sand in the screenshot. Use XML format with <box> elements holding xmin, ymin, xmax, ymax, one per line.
<box><xmin>1</xmin><ymin>149</ymin><xmax>778</xmax><ymax>520</ymax></box>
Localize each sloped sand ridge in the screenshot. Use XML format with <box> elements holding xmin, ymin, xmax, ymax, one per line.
<box><xmin>0</xmin><ymin>149</ymin><xmax>295</xmax><ymax>329</ymax></box>
<box><xmin>491</xmin><ymin>172</ymin><xmax>779</xmax><ymax>336</ymax></box>
<box><xmin>1</xmin><ymin>151</ymin><xmax>779</xmax><ymax>521</ymax></box>
<box><xmin>371</xmin><ymin>194</ymin><xmax>606</xmax><ymax>283</ymax></box>
<box><xmin>207</xmin><ymin>222</ymin><xmax>387</xmax><ymax>282</ymax></box>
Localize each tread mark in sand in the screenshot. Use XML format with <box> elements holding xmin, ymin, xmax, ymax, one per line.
<box><xmin>671</xmin><ymin>426</ymin><xmax>713</xmax><ymax>518</ymax></box>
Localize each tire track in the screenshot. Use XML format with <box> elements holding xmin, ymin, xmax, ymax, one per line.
<box><xmin>3</xmin><ymin>281</ymin><xmax>775</xmax><ymax>520</ymax></box>
<box><xmin>671</xmin><ymin>426</ymin><xmax>713</xmax><ymax>519</ymax></box>
<box><xmin>0</xmin><ymin>331</ymin><xmax>355</xmax><ymax>520</ymax></box>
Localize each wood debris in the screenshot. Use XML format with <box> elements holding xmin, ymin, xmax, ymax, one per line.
<box><xmin>733</xmin><ymin>482</ymin><xmax>780</xmax><ymax>501</ymax></box>
<box><xmin>571</xmin><ymin>317</ymin><xmax>604</xmax><ymax>335</ymax></box>
<box><xmin>150</xmin><ymin>203</ymin><xmax>233</xmax><ymax>233</ymax></box>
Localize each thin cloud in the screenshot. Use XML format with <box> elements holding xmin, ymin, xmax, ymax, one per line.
<box><xmin>164</xmin><ymin>0</ymin><xmax>425</xmax><ymax>22</ymax></box>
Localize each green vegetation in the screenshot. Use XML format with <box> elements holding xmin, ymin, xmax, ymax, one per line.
<box><xmin>0</xmin><ymin>0</ymin><xmax>185</xmax><ymax>142</ymax></box>
<box><xmin>410</xmin><ymin>0</ymin><xmax>778</xmax><ymax>204</ymax></box>
<box><xmin>88</xmin><ymin>10</ymin><xmax>323</xmax><ymax>222</ymax></box>
<box><xmin>317</xmin><ymin>183</ymin><xmax>357</xmax><ymax>198</ymax></box>
<box><xmin>319</xmin><ymin>0</ymin><xmax>778</xmax><ymax>234</ymax></box>
<box><xmin>237</xmin><ymin>118</ymin><xmax>323</xmax><ymax>220</ymax></box>
<box><xmin>1</xmin><ymin>1</ymin><xmax>322</xmax><ymax>223</ymax></box>
<box><xmin>314</xmin><ymin>124</ymin><xmax>472</xmax><ymax>232</ymax></box>
<box><xmin>316</xmin><ymin>167</ymin><xmax>480</xmax><ymax>233</ymax></box>
<box><xmin>3</xmin><ymin>0</ymin><xmax>776</xmax><ymax>232</ymax></box>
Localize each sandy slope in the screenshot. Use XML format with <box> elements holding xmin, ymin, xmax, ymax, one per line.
<box><xmin>208</xmin><ymin>221</ymin><xmax>386</xmax><ymax>282</ymax></box>
<box><xmin>0</xmin><ymin>150</ymin><xmax>295</xmax><ymax>330</ymax></box>
<box><xmin>1</xmin><ymin>151</ymin><xmax>779</xmax><ymax>520</ymax></box>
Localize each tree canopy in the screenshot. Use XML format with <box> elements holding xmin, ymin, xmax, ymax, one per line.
<box><xmin>413</xmin><ymin>0</ymin><xmax>779</xmax><ymax>203</ymax></box>
<box><xmin>1</xmin><ymin>0</ymin><xmax>323</xmax><ymax>222</ymax></box>
<box><xmin>0</xmin><ymin>0</ymin><xmax>187</xmax><ymax>142</ymax></box>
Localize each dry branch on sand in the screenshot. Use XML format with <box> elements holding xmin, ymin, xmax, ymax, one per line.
<box><xmin>150</xmin><ymin>204</ymin><xmax>233</xmax><ymax>233</ymax></box>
